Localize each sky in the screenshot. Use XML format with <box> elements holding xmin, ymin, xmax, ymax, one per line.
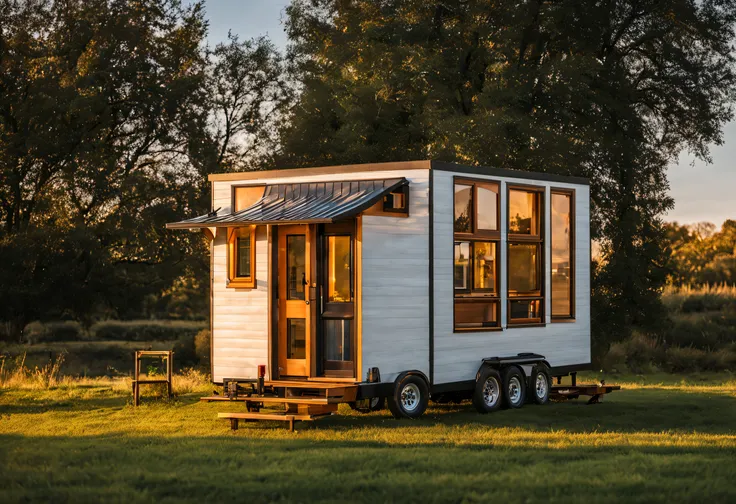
<box><xmin>200</xmin><ymin>0</ymin><xmax>735</xmax><ymax>228</ymax></box>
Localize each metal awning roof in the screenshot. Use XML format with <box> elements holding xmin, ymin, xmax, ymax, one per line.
<box><xmin>166</xmin><ymin>178</ymin><xmax>408</xmax><ymax>229</ymax></box>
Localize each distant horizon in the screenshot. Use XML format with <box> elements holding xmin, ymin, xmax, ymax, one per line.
<box><xmin>198</xmin><ymin>0</ymin><xmax>735</xmax><ymax>229</ymax></box>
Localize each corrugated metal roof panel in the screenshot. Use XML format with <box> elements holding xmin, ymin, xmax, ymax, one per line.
<box><xmin>166</xmin><ymin>178</ymin><xmax>408</xmax><ymax>229</ymax></box>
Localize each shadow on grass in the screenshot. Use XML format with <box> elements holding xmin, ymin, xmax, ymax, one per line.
<box><xmin>1</xmin><ymin>431</ymin><xmax>734</xmax><ymax>503</ymax></box>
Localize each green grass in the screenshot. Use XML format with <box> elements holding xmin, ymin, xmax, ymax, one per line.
<box><xmin>1</xmin><ymin>373</ymin><xmax>735</xmax><ymax>503</ymax></box>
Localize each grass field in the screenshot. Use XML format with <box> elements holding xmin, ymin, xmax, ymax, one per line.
<box><xmin>1</xmin><ymin>372</ymin><xmax>735</xmax><ymax>503</ymax></box>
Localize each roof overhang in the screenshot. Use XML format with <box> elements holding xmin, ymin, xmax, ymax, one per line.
<box><xmin>166</xmin><ymin>178</ymin><xmax>408</xmax><ymax>230</ymax></box>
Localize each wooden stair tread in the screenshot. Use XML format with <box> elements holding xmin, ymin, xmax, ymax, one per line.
<box><xmin>218</xmin><ymin>412</ymin><xmax>325</xmax><ymax>421</ymax></box>
<box><xmin>200</xmin><ymin>396</ymin><xmax>339</xmax><ymax>404</ymax></box>
<box><xmin>265</xmin><ymin>380</ymin><xmax>358</xmax><ymax>389</ymax></box>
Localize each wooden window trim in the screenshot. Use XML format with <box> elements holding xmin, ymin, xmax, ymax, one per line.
<box><xmin>507</xmin><ymin>184</ymin><xmax>545</xmax><ymax>327</ymax></box>
<box><xmin>550</xmin><ymin>188</ymin><xmax>576</xmax><ymax>321</ymax></box>
<box><xmin>453</xmin><ymin>177</ymin><xmax>501</xmax><ymax>332</ymax></box>
<box><xmin>227</xmin><ymin>225</ymin><xmax>256</xmax><ymax>289</ymax></box>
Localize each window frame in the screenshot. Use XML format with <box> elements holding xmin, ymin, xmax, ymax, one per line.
<box><xmin>227</xmin><ymin>225</ymin><xmax>257</xmax><ymax>289</ymax></box>
<box><xmin>453</xmin><ymin>177</ymin><xmax>502</xmax><ymax>332</ymax></box>
<box><xmin>550</xmin><ymin>188</ymin><xmax>576</xmax><ymax>321</ymax></box>
<box><xmin>506</xmin><ymin>184</ymin><xmax>545</xmax><ymax>327</ymax></box>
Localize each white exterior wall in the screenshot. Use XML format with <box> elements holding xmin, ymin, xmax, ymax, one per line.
<box><xmin>209</xmin><ymin>169</ymin><xmax>430</xmax><ymax>383</ymax></box>
<box><xmin>432</xmin><ymin>170</ymin><xmax>591</xmax><ymax>385</ymax></box>
<box><xmin>360</xmin><ymin>171</ymin><xmax>430</xmax><ymax>383</ymax></box>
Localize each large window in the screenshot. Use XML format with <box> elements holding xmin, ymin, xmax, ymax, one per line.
<box><xmin>454</xmin><ymin>178</ymin><xmax>500</xmax><ymax>331</ymax></box>
<box><xmin>508</xmin><ymin>186</ymin><xmax>544</xmax><ymax>325</ymax></box>
<box><xmin>551</xmin><ymin>190</ymin><xmax>574</xmax><ymax>319</ymax></box>
<box><xmin>227</xmin><ymin>225</ymin><xmax>256</xmax><ymax>289</ymax></box>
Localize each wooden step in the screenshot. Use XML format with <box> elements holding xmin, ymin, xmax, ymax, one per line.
<box><xmin>265</xmin><ymin>380</ymin><xmax>356</xmax><ymax>389</ymax></box>
<box><xmin>201</xmin><ymin>396</ymin><xmax>332</xmax><ymax>405</ymax></box>
<box><xmin>218</xmin><ymin>411</ymin><xmax>332</xmax><ymax>432</ymax></box>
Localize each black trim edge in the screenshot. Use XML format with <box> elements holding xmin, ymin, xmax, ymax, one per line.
<box><xmin>549</xmin><ymin>363</ymin><xmax>592</xmax><ymax>376</ymax></box>
<box><xmin>430</xmin><ymin>380</ymin><xmax>475</xmax><ymax>395</ymax></box>
<box><xmin>431</xmin><ymin>160</ymin><xmax>589</xmax><ymax>186</ymax></box>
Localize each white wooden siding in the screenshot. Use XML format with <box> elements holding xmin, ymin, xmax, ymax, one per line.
<box><xmin>210</xmin><ymin>169</ymin><xmax>430</xmax><ymax>382</ymax></box>
<box><xmin>360</xmin><ymin>172</ymin><xmax>430</xmax><ymax>383</ymax></box>
<box><xmin>432</xmin><ymin>170</ymin><xmax>590</xmax><ymax>385</ymax></box>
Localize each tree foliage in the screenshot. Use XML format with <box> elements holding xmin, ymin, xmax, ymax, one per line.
<box><xmin>0</xmin><ymin>0</ymin><xmax>288</xmax><ymax>339</ymax></box>
<box><xmin>281</xmin><ymin>0</ymin><xmax>736</xmax><ymax>356</ymax></box>
<box><xmin>666</xmin><ymin>220</ymin><xmax>736</xmax><ymax>286</ymax></box>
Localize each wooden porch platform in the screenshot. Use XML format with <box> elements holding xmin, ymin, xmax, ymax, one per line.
<box><xmin>550</xmin><ymin>384</ymin><xmax>621</xmax><ymax>404</ymax></box>
<box><xmin>206</xmin><ymin>379</ymin><xmax>359</xmax><ymax>431</ymax></box>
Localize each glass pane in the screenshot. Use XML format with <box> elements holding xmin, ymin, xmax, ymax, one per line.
<box><xmin>454</xmin><ymin>184</ymin><xmax>473</xmax><ymax>233</ymax></box>
<box><xmin>551</xmin><ymin>193</ymin><xmax>572</xmax><ymax>317</ymax></box>
<box><xmin>455</xmin><ymin>301</ymin><xmax>498</xmax><ymax>329</ymax></box>
<box><xmin>236</xmin><ymin>229</ymin><xmax>251</xmax><ymax>278</ymax></box>
<box><xmin>473</xmin><ymin>242</ymin><xmax>496</xmax><ymax>291</ymax></box>
<box><xmin>327</xmin><ymin>235</ymin><xmax>351</xmax><ymax>302</ymax></box>
<box><xmin>509</xmin><ymin>300</ymin><xmax>542</xmax><ymax>321</ymax></box>
<box><xmin>287</xmin><ymin>235</ymin><xmax>306</xmax><ymax>300</ymax></box>
<box><xmin>454</xmin><ymin>242</ymin><xmax>470</xmax><ymax>290</ymax></box>
<box><xmin>324</xmin><ymin>319</ymin><xmax>351</xmax><ymax>361</ymax></box>
<box><xmin>509</xmin><ymin>190</ymin><xmax>539</xmax><ymax>235</ymax></box>
<box><xmin>287</xmin><ymin>318</ymin><xmax>306</xmax><ymax>359</ymax></box>
<box><xmin>508</xmin><ymin>243</ymin><xmax>540</xmax><ymax>294</ymax></box>
<box><xmin>477</xmin><ymin>184</ymin><xmax>498</xmax><ymax>231</ymax></box>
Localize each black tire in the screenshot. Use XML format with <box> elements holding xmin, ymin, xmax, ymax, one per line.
<box><xmin>530</xmin><ymin>364</ymin><xmax>551</xmax><ymax>405</ymax></box>
<box><xmin>472</xmin><ymin>367</ymin><xmax>503</xmax><ymax>414</ymax></box>
<box><xmin>387</xmin><ymin>374</ymin><xmax>429</xmax><ymax>419</ymax></box>
<box><xmin>348</xmin><ymin>396</ymin><xmax>386</xmax><ymax>413</ymax></box>
<box><xmin>501</xmin><ymin>366</ymin><xmax>526</xmax><ymax>409</ymax></box>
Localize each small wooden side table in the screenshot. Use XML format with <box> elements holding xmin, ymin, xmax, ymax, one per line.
<box><xmin>132</xmin><ymin>350</ymin><xmax>173</xmax><ymax>406</ymax></box>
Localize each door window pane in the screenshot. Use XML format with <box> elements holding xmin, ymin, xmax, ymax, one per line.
<box><xmin>473</xmin><ymin>242</ymin><xmax>496</xmax><ymax>292</ymax></box>
<box><xmin>327</xmin><ymin>235</ymin><xmax>352</xmax><ymax>302</ymax></box>
<box><xmin>454</xmin><ymin>301</ymin><xmax>498</xmax><ymax>328</ymax></box>
<box><xmin>236</xmin><ymin>230</ymin><xmax>251</xmax><ymax>278</ymax></box>
<box><xmin>454</xmin><ymin>184</ymin><xmax>473</xmax><ymax>233</ymax></box>
<box><xmin>508</xmin><ymin>243</ymin><xmax>540</xmax><ymax>294</ymax></box>
<box><xmin>287</xmin><ymin>235</ymin><xmax>306</xmax><ymax>300</ymax></box>
<box><xmin>287</xmin><ymin>318</ymin><xmax>306</xmax><ymax>359</ymax></box>
<box><xmin>477</xmin><ymin>184</ymin><xmax>498</xmax><ymax>231</ymax></box>
<box><xmin>509</xmin><ymin>190</ymin><xmax>539</xmax><ymax>235</ymax></box>
<box><xmin>454</xmin><ymin>242</ymin><xmax>470</xmax><ymax>290</ymax></box>
<box><xmin>324</xmin><ymin>319</ymin><xmax>351</xmax><ymax>361</ymax></box>
<box><xmin>551</xmin><ymin>193</ymin><xmax>572</xmax><ymax>317</ymax></box>
<box><xmin>509</xmin><ymin>300</ymin><xmax>542</xmax><ymax>321</ymax></box>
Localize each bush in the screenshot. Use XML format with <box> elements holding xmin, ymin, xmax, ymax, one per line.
<box><xmin>664</xmin><ymin>346</ymin><xmax>736</xmax><ymax>372</ymax></box>
<box><xmin>23</xmin><ymin>321</ymin><xmax>83</xmax><ymax>344</ymax></box>
<box><xmin>172</xmin><ymin>335</ymin><xmax>198</xmax><ymax>366</ymax></box>
<box><xmin>91</xmin><ymin>320</ymin><xmax>206</xmax><ymax>342</ymax></box>
<box><xmin>194</xmin><ymin>329</ymin><xmax>210</xmax><ymax>366</ymax></box>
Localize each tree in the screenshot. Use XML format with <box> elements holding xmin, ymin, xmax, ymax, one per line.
<box><xmin>0</xmin><ymin>0</ymin><xmax>211</xmax><ymax>339</ymax></box>
<box><xmin>281</xmin><ymin>0</ymin><xmax>736</xmax><ymax>360</ymax></box>
<box><xmin>208</xmin><ymin>34</ymin><xmax>291</xmax><ymax>172</ymax></box>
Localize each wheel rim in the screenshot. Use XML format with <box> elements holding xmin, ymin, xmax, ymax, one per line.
<box><xmin>508</xmin><ymin>376</ymin><xmax>522</xmax><ymax>404</ymax></box>
<box><xmin>482</xmin><ymin>377</ymin><xmax>500</xmax><ymax>407</ymax></box>
<box><xmin>535</xmin><ymin>373</ymin><xmax>548</xmax><ymax>399</ymax></box>
<box><xmin>401</xmin><ymin>383</ymin><xmax>420</xmax><ymax>412</ymax></box>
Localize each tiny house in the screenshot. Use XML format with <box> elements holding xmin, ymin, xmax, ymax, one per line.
<box><xmin>168</xmin><ymin>160</ymin><xmax>590</xmax><ymax>419</ymax></box>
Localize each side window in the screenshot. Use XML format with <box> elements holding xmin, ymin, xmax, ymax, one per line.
<box><xmin>507</xmin><ymin>187</ymin><xmax>544</xmax><ymax>325</ymax></box>
<box><xmin>227</xmin><ymin>225</ymin><xmax>256</xmax><ymax>289</ymax></box>
<box><xmin>453</xmin><ymin>178</ymin><xmax>500</xmax><ymax>331</ymax></box>
<box><xmin>551</xmin><ymin>190</ymin><xmax>574</xmax><ymax>319</ymax></box>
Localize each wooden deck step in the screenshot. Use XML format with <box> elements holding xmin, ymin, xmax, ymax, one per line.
<box><xmin>218</xmin><ymin>411</ymin><xmax>331</xmax><ymax>432</ymax></box>
<box><xmin>201</xmin><ymin>396</ymin><xmax>333</xmax><ymax>405</ymax></box>
<box><xmin>264</xmin><ymin>380</ymin><xmax>357</xmax><ymax>389</ymax></box>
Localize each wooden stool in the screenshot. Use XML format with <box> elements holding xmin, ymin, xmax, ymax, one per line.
<box><xmin>132</xmin><ymin>350</ymin><xmax>173</xmax><ymax>406</ymax></box>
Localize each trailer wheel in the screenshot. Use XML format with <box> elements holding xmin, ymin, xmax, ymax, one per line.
<box><xmin>472</xmin><ymin>367</ymin><xmax>503</xmax><ymax>414</ymax></box>
<box><xmin>530</xmin><ymin>364</ymin><xmax>551</xmax><ymax>405</ymax></box>
<box><xmin>348</xmin><ymin>396</ymin><xmax>385</xmax><ymax>413</ymax></box>
<box><xmin>502</xmin><ymin>366</ymin><xmax>526</xmax><ymax>409</ymax></box>
<box><xmin>387</xmin><ymin>374</ymin><xmax>429</xmax><ymax>419</ymax></box>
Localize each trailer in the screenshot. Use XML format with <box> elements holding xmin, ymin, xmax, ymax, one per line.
<box><xmin>168</xmin><ymin>160</ymin><xmax>606</xmax><ymax>428</ymax></box>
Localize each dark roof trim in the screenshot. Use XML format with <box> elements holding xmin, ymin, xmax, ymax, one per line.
<box><xmin>166</xmin><ymin>178</ymin><xmax>407</xmax><ymax>229</ymax></box>
<box><xmin>431</xmin><ymin>161</ymin><xmax>589</xmax><ymax>186</ymax></box>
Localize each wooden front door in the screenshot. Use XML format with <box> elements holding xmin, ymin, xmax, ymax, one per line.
<box><xmin>278</xmin><ymin>224</ymin><xmax>312</xmax><ymax>377</ymax></box>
